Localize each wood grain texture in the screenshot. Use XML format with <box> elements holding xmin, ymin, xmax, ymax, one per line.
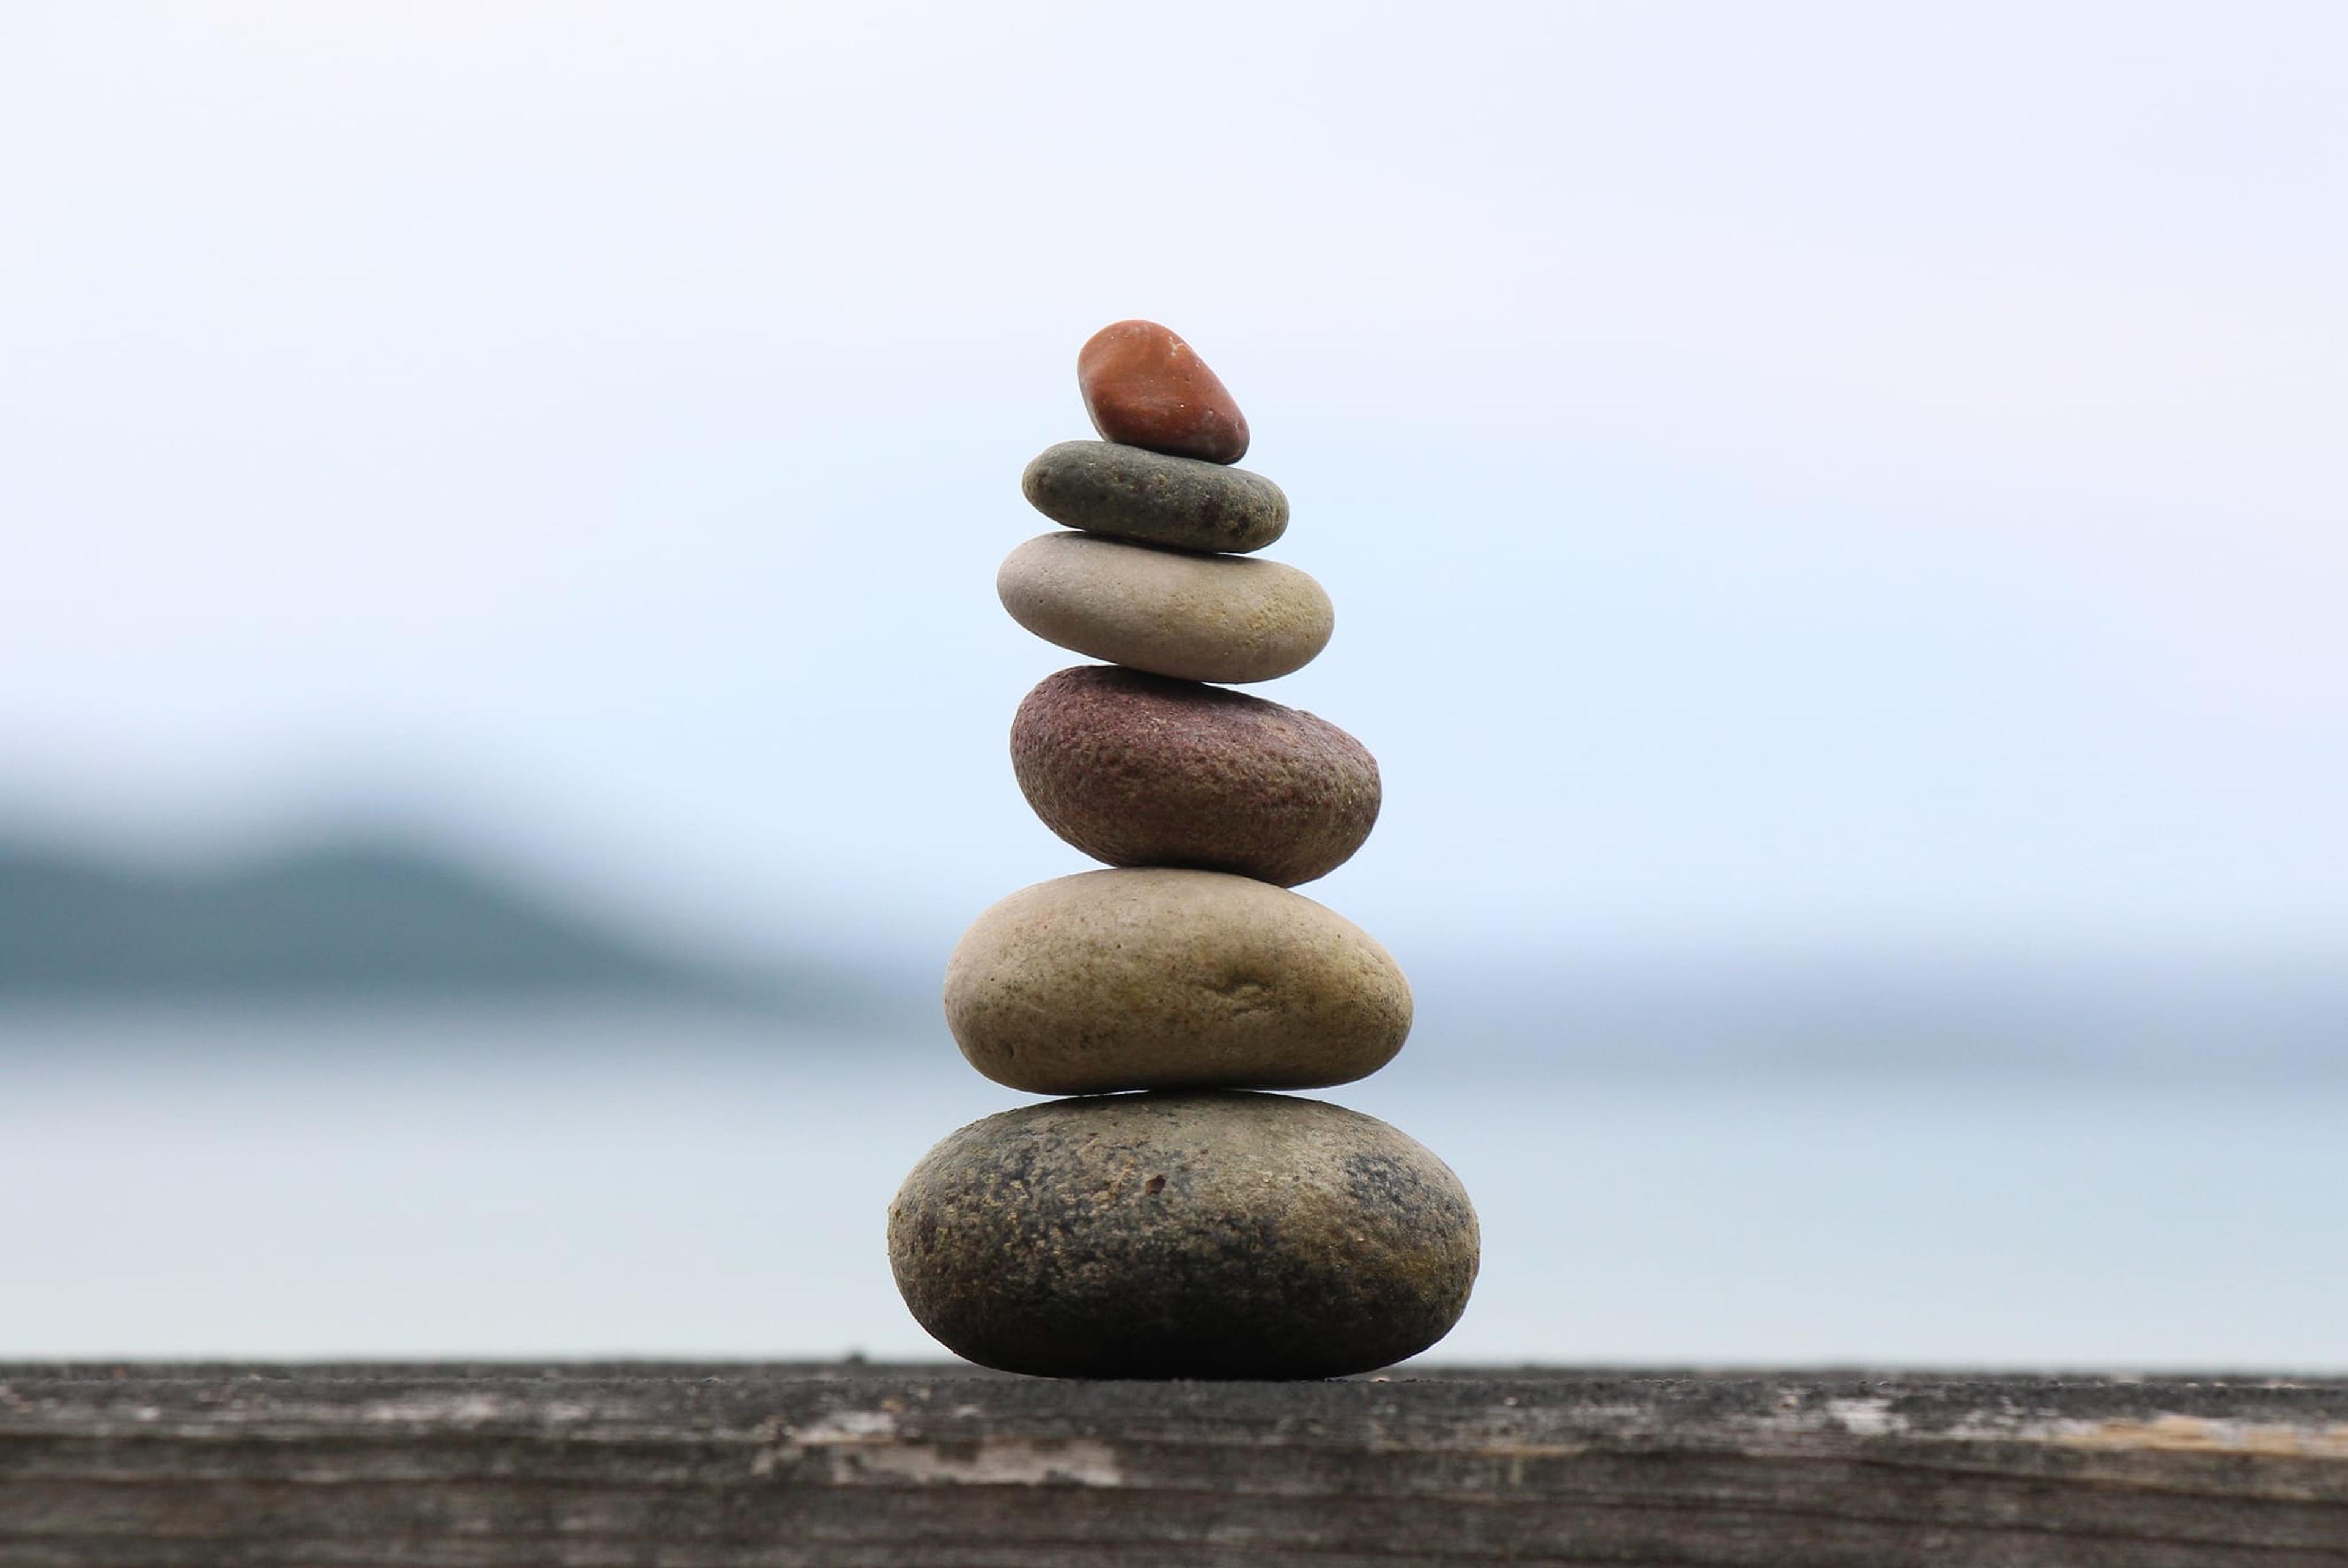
<box><xmin>2</xmin><ymin>1363</ymin><xmax>2345</xmax><ymax>1566</ymax></box>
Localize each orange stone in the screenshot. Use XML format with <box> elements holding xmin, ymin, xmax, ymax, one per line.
<box><xmin>1077</xmin><ymin>320</ymin><xmax>1251</xmax><ymax>465</ymax></box>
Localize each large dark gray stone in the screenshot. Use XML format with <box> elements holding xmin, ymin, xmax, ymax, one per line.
<box><xmin>887</xmin><ymin>1090</ymin><xmax>1479</xmax><ymax>1380</ymax></box>
<box><xmin>1021</xmin><ymin>440</ymin><xmax>1288</xmax><ymax>554</ymax></box>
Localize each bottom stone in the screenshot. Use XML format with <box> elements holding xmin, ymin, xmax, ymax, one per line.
<box><xmin>887</xmin><ymin>1090</ymin><xmax>1479</xmax><ymax>1379</ymax></box>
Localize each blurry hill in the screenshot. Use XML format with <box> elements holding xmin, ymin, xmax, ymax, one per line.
<box><xmin>2</xmin><ymin>831</ymin><xmax>2339</xmax><ymax>1077</ymax></box>
<box><xmin>0</xmin><ymin>836</ymin><xmax>871</xmax><ymax>1011</ymax></box>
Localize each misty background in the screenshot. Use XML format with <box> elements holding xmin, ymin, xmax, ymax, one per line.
<box><xmin>3</xmin><ymin>2</ymin><xmax>2342</xmax><ymax>1368</ymax></box>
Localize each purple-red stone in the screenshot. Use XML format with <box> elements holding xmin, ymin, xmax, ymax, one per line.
<box><xmin>1010</xmin><ymin>665</ymin><xmax>1379</xmax><ymax>888</ymax></box>
<box><xmin>1078</xmin><ymin>320</ymin><xmax>1252</xmax><ymax>465</ymax></box>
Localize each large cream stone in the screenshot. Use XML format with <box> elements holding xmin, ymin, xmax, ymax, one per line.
<box><xmin>945</xmin><ymin>868</ymin><xmax>1411</xmax><ymax>1095</ymax></box>
<box><xmin>996</xmin><ymin>533</ymin><xmax>1334</xmax><ymax>684</ymax></box>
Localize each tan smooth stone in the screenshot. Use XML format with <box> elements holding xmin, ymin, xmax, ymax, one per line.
<box><xmin>996</xmin><ymin>533</ymin><xmax>1334</xmax><ymax>684</ymax></box>
<box><xmin>945</xmin><ymin>868</ymin><xmax>1412</xmax><ymax>1095</ymax></box>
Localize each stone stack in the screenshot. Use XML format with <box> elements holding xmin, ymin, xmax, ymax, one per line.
<box><xmin>887</xmin><ymin>322</ymin><xmax>1479</xmax><ymax>1380</ymax></box>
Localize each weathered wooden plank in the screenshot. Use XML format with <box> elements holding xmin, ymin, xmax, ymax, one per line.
<box><xmin>2</xmin><ymin>1364</ymin><xmax>2344</xmax><ymax>1566</ymax></box>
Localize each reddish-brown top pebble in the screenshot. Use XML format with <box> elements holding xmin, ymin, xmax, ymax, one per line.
<box><xmin>1079</xmin><ymin>320</ymin><xmax>1251</xmax><ymax>465</ymax></box>
<box><xmin>1010</xmin><ymin>665</ymin><xmax>1379</xmax><ymax>888</ymax></box>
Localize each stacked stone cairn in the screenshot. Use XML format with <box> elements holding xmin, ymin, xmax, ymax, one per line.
<box><xmin>887</xmin><ymin>322</ymin><xmax>1479</xmax><ymax>1379</ymax></box>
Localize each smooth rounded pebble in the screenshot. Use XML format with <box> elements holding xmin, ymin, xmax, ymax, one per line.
<box><xmin>1021</xmin><ymin>440</ymin><xmax>1288</xmax><ymax>554</ymax></box>
<box><xmin>1078</xmin><ymin>318</ymin><xmax>1250</xmax><ymax>464</ymax></box>
<box><xmin>887</xmin><ymin>1090</ymin><xmax>1479</xmax><ymax>1378</ymax></box>
<box><xmin>996</xmin><ymin>533</ymin><xmax>1334</xmax><ymax>684</ymax></box>
<box><xmin>1012</xmin><ymin>665</ymin><xmax>1379</xmax><ymax>887</ymax></box>
<box><xmin>945</xmin><ymin>868</ymin><xmax>1411</xmax><ymax>1095</ymax></box>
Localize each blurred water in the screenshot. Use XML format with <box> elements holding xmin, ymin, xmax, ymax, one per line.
<box><xmin>4</xmin><ymin>1001</ymin><xmax>2341</xmax><ymax>1371</ymax></box>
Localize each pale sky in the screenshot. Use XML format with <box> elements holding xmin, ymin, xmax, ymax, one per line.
<box><xmin>4</xmin><ymin>1</ymin><xmax>2344</xmax><ymax>966</ymax></box>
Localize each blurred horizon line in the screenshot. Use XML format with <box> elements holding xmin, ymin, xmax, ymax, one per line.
<box><xmin>5</xmin><ymin>817</ymin><xmax>2342</xmax><ymax>1078</ymax></box>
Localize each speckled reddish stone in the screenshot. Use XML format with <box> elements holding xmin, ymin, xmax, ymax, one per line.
<box><xmin>1010</xmin><ymin>665</ymin><xmax>1379</xmax><ymax>888</ymax></box>
<box><xmin>1079</xmin><ymin>320</ymin><xmax>1251</xmax><ymax>464</ymax></box>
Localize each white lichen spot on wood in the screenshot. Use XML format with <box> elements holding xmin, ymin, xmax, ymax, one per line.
<box><xmin>793</xmin><ymin>1410</ymin><xmax>901</xmax><ymax>1442</ymax></box>
<box><xmin>358</xmin><ymin>1394</ymin><xmax>508</xmax><ymax>1426</ymax></box>
<box><xmin>839</xmin><ymin>1437</ymin><xmax>1124</xmax><ymax>1487</ymax></box>
<box><xmin>1824</xmin><ymin>1397</ymin><xmax>1899</xmax><ymax>1437</ymax></box>
<box><xmin>769</xmin><ymin>1408</ymin><xmax>1124</xmax><ymax>1487</ymax></box>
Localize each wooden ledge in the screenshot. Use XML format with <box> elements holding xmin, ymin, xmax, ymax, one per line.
<box><xmin>3</xmin><ymin>1363</ymin><xmax>2346</xmax><ymax>1565</ymax></box>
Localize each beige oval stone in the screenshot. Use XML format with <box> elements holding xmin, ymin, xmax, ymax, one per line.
<box><xmin>945</xmin><ymin>868</ymin><xmax>1411</xmax><ymax>1096</ymax></box>
<box><xmin>995</xmin><ymin>534</ymin><xmax>1334</xmax><ymax>684</ymax></box>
